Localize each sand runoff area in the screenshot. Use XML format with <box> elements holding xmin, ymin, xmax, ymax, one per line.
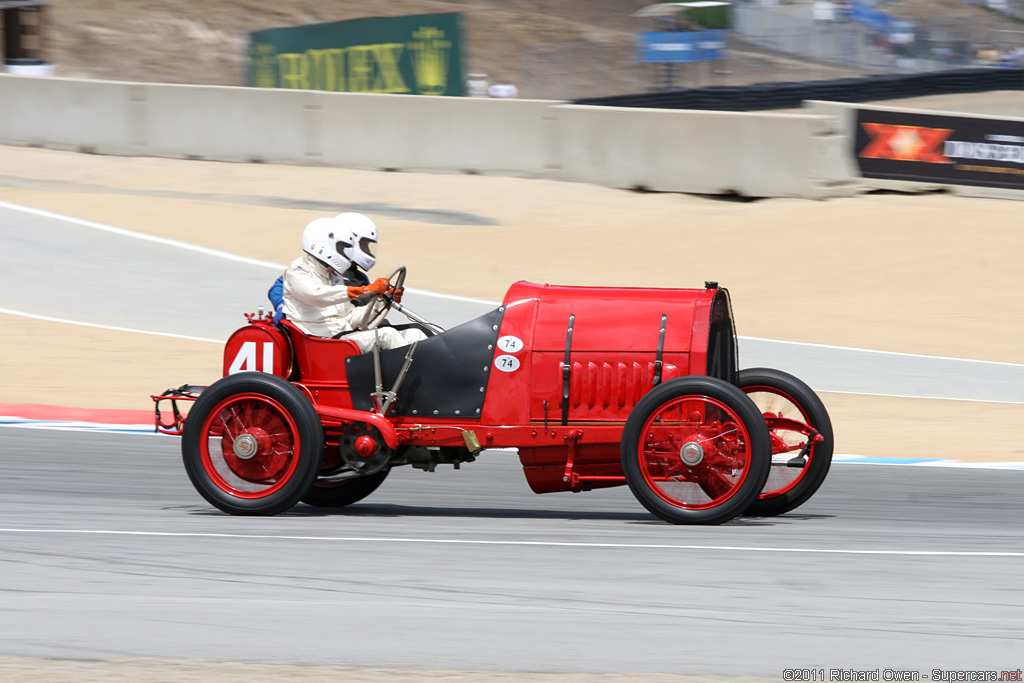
<box><xmin>1</xmin><ymin>145</ymin><xmax>1022</xmax><ymax>463</ymax></box>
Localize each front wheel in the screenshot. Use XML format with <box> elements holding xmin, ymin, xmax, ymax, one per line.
<box><xmin>621</xmin><ymin>376</ymin><xmax>771</xmax><ymax>525</ymax></box>
<box><xmin>739</xmin><ymin>368</ymin><xmax>834</xmax><ymax>517</ymax></box>
<box><xmin>181</xmin><ymin>372</ymin><xmax>324</xmax><ymax>515</ymax></box>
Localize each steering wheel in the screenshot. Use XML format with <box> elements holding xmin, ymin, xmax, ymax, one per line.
<box><xmin>358</xmin><ymin>265</ymin><xmax>406</xmax><ymax>331</ymax></box>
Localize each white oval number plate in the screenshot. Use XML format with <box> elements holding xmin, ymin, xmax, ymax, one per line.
<box><xmin>497</xmin><ymin>335</ymin><xmax>524</xmax><ymax>353</ymax></box>
<box><xmin>494</xmin><ymin>354</ymin><xmax>521</xmax><ymax>372</ymax></box>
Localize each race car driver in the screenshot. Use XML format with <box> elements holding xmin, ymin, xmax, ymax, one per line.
<box><xmin>277</xmin><ymin>214</ymin><xmax>426</xmax><ymax>352</ymax></box>
<box><xmin>269</xmin><ymin>211</ymin><xmax>374</xmax><ymax>322</ymax></box>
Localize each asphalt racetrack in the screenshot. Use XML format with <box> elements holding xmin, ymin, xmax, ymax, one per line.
<box><xmin>2</xmin><ymin>182</ymin><xmax>1024</xmax><ymax>679</ymax></box>
<box><xmin>2</xmin><ymin>427</ymin><xmax>1023</xmax><ymax>677</ymax></box>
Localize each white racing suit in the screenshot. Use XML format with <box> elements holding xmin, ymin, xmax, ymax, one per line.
<box><xmin>281</xmin><ymin>254</ymin><xmax>426</xmax><ymax>353</ymax></box>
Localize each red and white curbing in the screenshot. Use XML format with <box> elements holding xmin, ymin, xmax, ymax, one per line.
<box><xmin>0</xmin><ymin>403</ymin><xmax>157</xmax><ymax>434</ymax></box>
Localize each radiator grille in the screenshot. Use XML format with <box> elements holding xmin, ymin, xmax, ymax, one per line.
<box><xmin>570</xmin><ymin>360</ymin><xmax>679</xmax><ymax>412</ymax></box>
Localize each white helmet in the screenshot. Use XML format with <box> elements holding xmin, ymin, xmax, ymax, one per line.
<box><xmin>336</xmin><ymin>212</ymin><xmax>377</xmax><ymax>271</ymax></box>
<box><xmin>302</xmin><ymin>217</ymin><xmax>353</xmax><ymax>272</ymax></box>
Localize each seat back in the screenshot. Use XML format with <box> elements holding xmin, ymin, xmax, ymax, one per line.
<box><xmin>278</xmin><ymin>320</ymin><xmax>361</xmax><ymax>382</ymax></box>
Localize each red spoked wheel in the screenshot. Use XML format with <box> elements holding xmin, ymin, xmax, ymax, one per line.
<box><xmin>182</xmin><ymin>372</ymin><xmax>323</xmax><ymax>515</ymax></box>
<box><xmin>739</xmin><ymin>368</ymin><xmax>834</xmax><ymax>517</ymax></box>
<box><xmin>621</xmin><ymin>376</ymin><xmax>770</xmax><ymax>525</ymax></box>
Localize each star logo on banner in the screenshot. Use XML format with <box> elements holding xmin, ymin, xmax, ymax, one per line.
<box><xmin>860</xmin><ymin>123</ymin><xmax>953</xmax><ymax>163</ymax></box>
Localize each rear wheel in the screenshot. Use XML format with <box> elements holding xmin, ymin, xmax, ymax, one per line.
<box><xmin>621</xmin><ymin>376</ymin><xmax>771</xmax><ymax>525</ymax></box>
<box><xmin>182</xmin><ymin>372</ymin><xmax>323</xmax><ymax>515</ymax></box>
<box><xmin>739</xmin><ymin>368</ymin><xmax>834</xmax><ymax>517</ymax></box>
<box><xmin>301</xmin><ymin>470</ymin><xmax>390</xmax><ymax>508</ymax></box>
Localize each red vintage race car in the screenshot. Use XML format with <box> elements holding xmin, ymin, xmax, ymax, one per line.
<box><xmin>153</xmin><ymin>269</ymin><xmax>833</xmax><ymax>525</ymax></box>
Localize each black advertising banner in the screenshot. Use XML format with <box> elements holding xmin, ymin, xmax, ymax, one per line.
<box><xmin>250</xmin><ymin>13</ymin><xmax>463</xmax><ymax>96</ymax></box>
<box><xmin>854</xmin><ymin>108</ymin><xmax>1024</xmax><ymax>191</ymax></box>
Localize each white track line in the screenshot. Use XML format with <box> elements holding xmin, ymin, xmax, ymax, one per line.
<box><xmin>0</xmin><ymin>307</ymin><xmax>223</xmax><ymax>343</ymax></box>
<box><xmin>402</xmin><ymin>287</ymin><xmax>497</xmax><ymax>306</ymax></box>
<box><xmin>0</xmin><ymin>199</ymin><xmax>498</xmax><ymax>306</ymax></box>
<box><xmin>0</xmin><ymin>528</ymin><xmax>1020</xmax><ymax>557</ymax></box>
<box><xmin>0</xmin><ymin>199</ymin><xmax>283</xmax><ymax>269</ymax></box>
<box><xmin>740</xmin><ymin>335</ymin><xmax>1024</xmax><ymax>368</ymax></box>
<box><xmin>817</xmin><ymin>389</ymin><xmax>1024</xmax><ymax>405</ymax></box>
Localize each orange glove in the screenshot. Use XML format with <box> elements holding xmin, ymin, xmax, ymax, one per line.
<box><xmin>393</xmin><ymin>287</ymin><xmax>404</xmax><ymax>303</ymax></box>
<box><xmin>347</xmin><ymin>277</ymin><xmax>390</xmax><ymax>299</ymax></box>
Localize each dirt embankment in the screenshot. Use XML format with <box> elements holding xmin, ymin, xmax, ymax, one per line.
<box><xmin>44</xmin><ymin>0</ymin><xmax>650</xmax><ymax>96</ymax></box>
<box><xmin>43</xmin><ymin>0</ymin><xmax>1020</xmax><ymax>99</ymax></box>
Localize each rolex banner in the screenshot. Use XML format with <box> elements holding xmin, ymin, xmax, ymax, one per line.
<box><xmin>855</xmin><ymin>108</ymin><xmax>1024</xmax><ymax>191</ymax></box>
<box><xmin>250</xmin><ymin>13</ymin><xmax>463</xmax><ymax>96</ymax></box>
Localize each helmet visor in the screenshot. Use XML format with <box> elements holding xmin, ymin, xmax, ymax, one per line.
<box><xmin>359</xmin><ymin>237</ymin><xmax>377</xmax><ymax>258</ymax></box>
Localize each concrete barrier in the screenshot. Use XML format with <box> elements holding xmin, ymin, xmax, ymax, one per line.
<box><xmin>0</xmin><ymin>76</ymin><xmax>136</xmax><ymax>153</ymax></box>
<box><xmin>314</xmin><ymin>91</ymin><xmax>553</xmax><ymax>176</ymax></box>
<box><xmin>0</xmin><ymin>73</ymin><xmax>855</xmax><ymax>198</ymax></box>
<box><xmin>0</xmin><ymin>75</ymin><xmax>555</xmax><ymax>176</ymax></box>
<box><xmin>139</xmin><ymin>83</ymin><xmax>315</xmax><ymax>163</ymax></box>
<box><xmin>806</xmin><ymin>100</ymin><xmax>1024</xmax><ymax>201</ymax></box>
<box><xmin>551</xmin><ymin>104</ymin><xmax>853</xmax><ymax>198</ymax></box>
<box><xmin>143</xmin><ymin>85</ymin><xmax>555</xmax><ymax>174</ymax></box>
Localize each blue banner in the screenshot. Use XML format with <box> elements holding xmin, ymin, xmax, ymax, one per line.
<box><xmin>849</xmin><ymin>1</ymin><xmax>904</xmax><ymax>34</ymax></box>
<box><xmin>636</xmin><ymin>30</ymin><xmax>725</xmax><ymax>63</ymax></box>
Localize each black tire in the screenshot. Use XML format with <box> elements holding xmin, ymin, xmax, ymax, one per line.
<box><xmin>621</xmin><ymin>376</ymin><xmax>771</xmax><ymax>525</ymax></box>
<box><xmin>739</xmin><ymin>368</ymin><xmax>834</xmax><ymax>517</ymax></box>
<box><xmin>301</xmin><ymin>469</ymin><xmax>390</xmax><ymax>508</ymax></box>
<box><xmin>181</xmin><ymin>372</ymin><xmax>323</xmax><ymax>515</ymax></box>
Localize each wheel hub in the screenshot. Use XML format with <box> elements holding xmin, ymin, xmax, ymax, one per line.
<box><xmin>233</xmin><ymin>433</ymin><xmax>259</xmax><ymax>460</ymax></box>
<box><xmin>680</xmin><ymin>441</ymin><xmax>705</xmax><ymax>466</ymax></box>
<box><xmin>354</xmin><ymin>435</ymin><xmax>378</xmax><ymax>458</ymax></box>
<box><xmin>341</xmin><ymin>423</ymin><xmax>391</xmax><ymax>475</ymax></box>
<box><xmin>208</xmin><ymin>397</ymin><xmax>296</xmax><ymax>488</ymax></box>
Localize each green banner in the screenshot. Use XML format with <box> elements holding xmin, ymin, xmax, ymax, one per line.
<box><xmin>686</xmin><ymin>6</ymin><xmax>731</xmax><ymax>30</ymax></box>
<box><xmin>250</xmin><ymin>13</ymin><xmax>463</xmax><ymax>96</ymax></box>
<box><xmin>655</xmin><ymin>2</ymin><xmax>732</xmax><ymax>29</ymax></box>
